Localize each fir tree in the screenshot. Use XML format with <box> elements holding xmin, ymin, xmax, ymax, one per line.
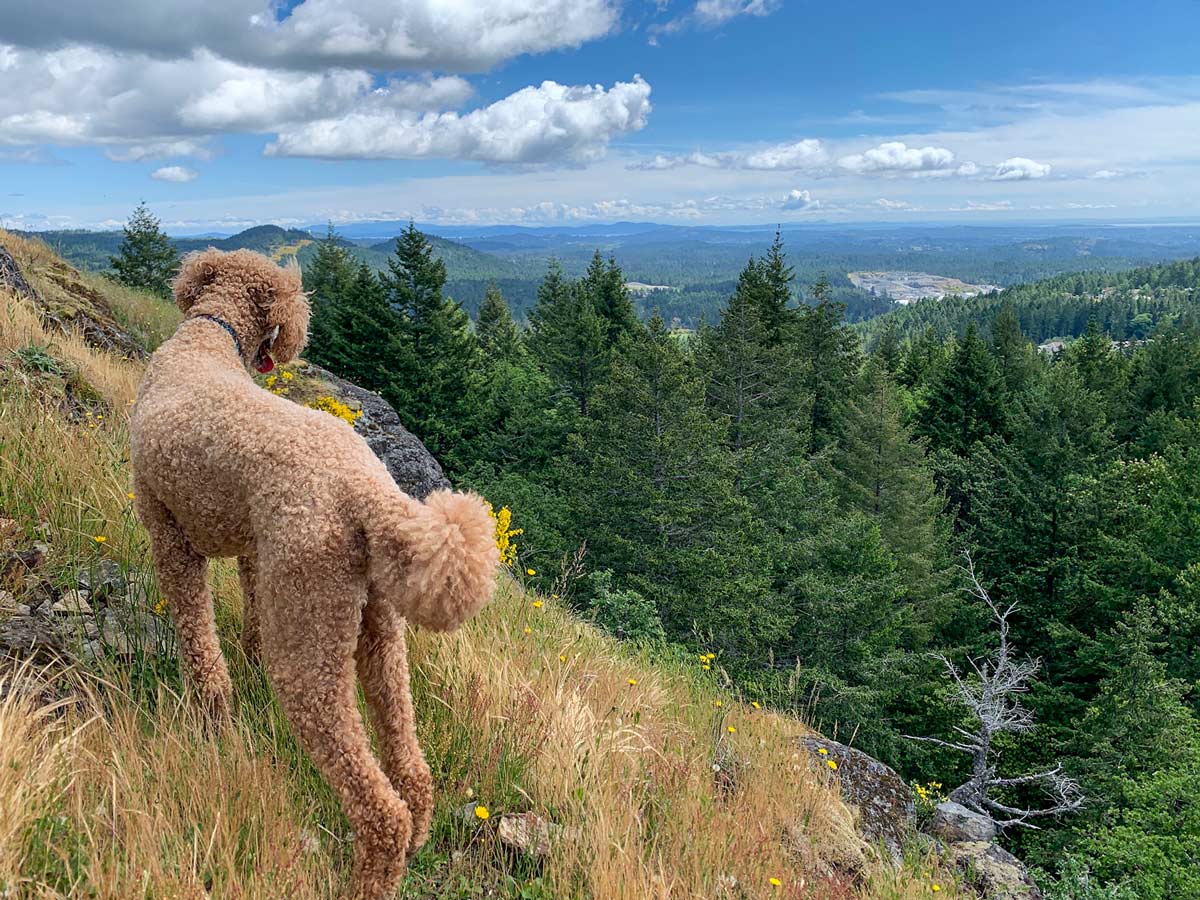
<box><xmin>581</xmin><ymin>250</ymin><xmax>639</xmax><ymax>347</ymax></box>
<box><xmin>476</xmin><ymin>284</ymin><xmax>524</xmax><ymax>360</ymax></box>
<box><xmin>381</xmin><ymin>222</ymin><xmax>477</xmax><ymax>456</ymax></box>
<box><xmin>304</xmin><ymin>224</ymin><xmax>356</xmax><ymax>370</ymax></box>
<box><xmin>917</xmin><ymin>324</ymin><xmax>1006</xmax><ymax>456</ymax></box>
<box><xmin>793</xmin><ymin>279</ymin><xmax>862</xmax><ymax>454</ymax></box>
<box><xmin>109</xmin><ymin>201</ymin><xmax>179</xmax><ymax>297</ymax></box>
<box><xmin>758</xmin><ymin>229</ymin><xmax>795</xmax><ymax>346</ymax></box>
<box><xmin>529</xmin><ymin>259</ymin><xmax>608</xmax><ymax>416</ymax></box>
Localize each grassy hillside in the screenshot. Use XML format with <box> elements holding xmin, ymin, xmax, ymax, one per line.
<box><xmin>0</xmin><ymin>231</ymin><xmax>954</xmax><ymax>898</ymax></box>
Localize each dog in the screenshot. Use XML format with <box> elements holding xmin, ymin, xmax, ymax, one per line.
<box><xmin>130</xmin><ymin>248</ymin><xmax>497</xmax><ymax>898</ymax></box>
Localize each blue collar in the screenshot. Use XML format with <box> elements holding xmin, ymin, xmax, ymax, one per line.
<box><xmin>189</xmin><ymin>314</ymin><xmax>243</xmax><ymax>358</ymax></box>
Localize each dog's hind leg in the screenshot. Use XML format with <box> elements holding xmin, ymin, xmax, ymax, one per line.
<box><xmin>260</xmin><ymin>566</ymin><xmax>412</xmax><ymax>899</ymax></box>
<box><xmin>135</xmin><ymin>487</ymin><xmax>232</xmax><ymax>719</ymax></box>
<box><xmin>356</xmin><ymin>601</ymin><xmax>434</xmax><ymax>858</ymax></box>
<box><xmin>237</xmin><ymin>553</ymin><xmax>260</xmax><ymax>663</ymax></box>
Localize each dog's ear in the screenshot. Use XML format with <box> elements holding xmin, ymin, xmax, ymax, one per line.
<box><xmin>264</xmin><ymin>259</ymin><xmax>310</xmax><ymax>364</ymax></box>
<box><xmin>173</xmin><ymin>249</ymin><xmax>222</xmax><ymax>314</ymax></box>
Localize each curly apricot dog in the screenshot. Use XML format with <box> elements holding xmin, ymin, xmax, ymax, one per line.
<box><xmin>130</xmin><ymin>249</ymin><xmax>497</xmax><ymax>898</ymax></box>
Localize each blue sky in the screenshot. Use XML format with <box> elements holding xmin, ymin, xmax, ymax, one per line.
<box><xmin>1</xmin><ymin>0</ymin><xmax>1198</xmax><ymax>231</ymax></box>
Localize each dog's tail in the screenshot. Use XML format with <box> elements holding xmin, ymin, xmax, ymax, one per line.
<box><xmin>360</xmin><ymin>487</ymin><xmax>498</xmax><ymax>632</ymax></box>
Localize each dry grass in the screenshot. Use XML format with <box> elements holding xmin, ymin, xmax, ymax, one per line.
<box><xmin>0</xmin><ymin>273</ymin><xmax>961</xmax><ymax>899</ymax></box>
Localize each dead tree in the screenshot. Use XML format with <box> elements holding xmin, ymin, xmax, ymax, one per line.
<box><xmin>908</xmin><ymin>554</ymin><xmax>1083</xmax><ymax>830</ymax></box>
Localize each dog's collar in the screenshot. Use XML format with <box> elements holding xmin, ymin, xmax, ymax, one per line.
<box><xmin>188</xmin><ymin>314</ymin><xmax>243</xmax><ymax>359</ymax></box>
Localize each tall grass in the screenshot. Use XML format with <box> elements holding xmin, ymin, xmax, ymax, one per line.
<box><xmin>0</xmin><ymin>278</ymin><xmax>959</xmax><ymax>898</ymax></box>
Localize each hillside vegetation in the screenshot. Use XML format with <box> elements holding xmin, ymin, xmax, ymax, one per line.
<box><xmin>0</xmin><ymin>232</ymin><xmax>951</xmax><ymax>898</ymax></box>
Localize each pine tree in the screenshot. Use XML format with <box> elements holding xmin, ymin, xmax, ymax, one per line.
<box><xmin>917</xmin><ymin>324</ymin><xmax>1006</xmax><ymax>456</ymax></box>
<box><xmin>381</xmin><ymin>222</ymin><xmax>477</xmax><ymax>456</ymax></box>
<box><xmin>837</xmin><ymin>356</ymin><xmax>950</xmax><ymax>594</ymax></box>
<box><xmin>563</xmin><ymin>315</ymin><xmax>779</xmax><ymax>654</ymax></box>
<box><xmin>793</xmin><ymin>279</ymin><xmax>862</xmax><ymax>454</ymax></box>
<box><xmin>758</xmin><ymin>229</ymin><xmax>795</xmax><ymax>346</ymax></box>
<box><xmin>330</xmin><ymin>263</ymin><xmax>404</xmax><ymax>395</ymax></box>
<box><xmin>304</xmin><ymin>224</ymin><xmax>356</xmax><ymax>370</ymax></box>
<box><xmin>110</xmin><ymin>201</ymin><xmax>179</xmax><ymax>297</ymax></box>
<box><xmin>581</xmin><ymin>250</ymin><xmax>639</xmax><ymax>347</ymax></box>
<box><xmin>476</xmin><ymin>284</ymin><xmax>524</xmax><ymax>360</ymax></box>
<box><xmin>529</xmin><ymin>259</ymin><xmax>608</xmax><ymax>416</ymax></box>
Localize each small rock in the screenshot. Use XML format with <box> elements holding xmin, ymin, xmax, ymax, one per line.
<box><xmin>77</xmin><ymin>560</ymin><xmax>126</xmax><ymax>600</ymax></box>
<box><xmin>930</xmin><ymin>801</ymin><xmax>998</xmax><ymax>843</ymax></box>
<box><xmin>1</xmin><ymin>543</ymin><xmax>49</xmax><ymax>580</ymax></box>
<box><xmin>950</xmin><ymin>841</ymin><xmax>1043</xmax><ymax>900</ymax></box>
<box><xmin>497</xmin><ymin>812</ymin><xmax>560</xmax><ymax>857</ymax></box>
<box><xmin>0</xmin><ymin>615</ymin><xmax>66</xmax><ymax>660</ymax></box>
<box><xmin>51</xmin><ymin>590</ymin><xmax>92</xmax><ymax>615</ymax></box>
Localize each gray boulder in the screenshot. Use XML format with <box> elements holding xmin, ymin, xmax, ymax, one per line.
<box><xmin>950</xmin><ymin>841</ymin><xmax>1043</xmax><ymax>900</ymax></box>
<box><xmin>930</xmin><ymin>800</ymin><xmax>998</xmax><ymax>843</ymax></box>
<box><xmin>800</xmin><ymin>735</ymin><xmax>915</xmax><ymax>862</ymax></box>
<box><xmin>298</xmin><ymin>363</ymin><xmax>451</xmax><ymax>499</ymax></box>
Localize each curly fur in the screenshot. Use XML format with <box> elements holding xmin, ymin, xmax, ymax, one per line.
<box><xmin>129</xmin><ymin>248</ymin><xmax>497</xmax><ymax>899</ymax></box>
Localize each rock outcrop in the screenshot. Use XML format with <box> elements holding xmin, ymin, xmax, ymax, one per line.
<box><xmin>297</xmin><ymin>362</ymin><xmax>450</xmax><ymax>500</ymax></box>
<box><xmin>799</xmin><ymin>735</ymin><xmax>915</xmax><ymax>863</ymax></box>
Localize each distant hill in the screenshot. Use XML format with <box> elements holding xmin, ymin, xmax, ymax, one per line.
<box><xmin>859</xmin><ymin>255</ymin><xmax>1200</xmax><ymax>346</ymax></box>
<box><xmin>21</xmin><ymin>221</ymin><xmax>1200</xmax><ymax>327</ymax></box>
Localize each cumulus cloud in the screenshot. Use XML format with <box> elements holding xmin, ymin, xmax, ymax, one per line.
<box><xmin>151</xmin><ymin>165</ymin><xmax>198</xmax><ymax>182</ymax></box>
<box><xmin>991</xmin><ymin>157</ymin><xmax>1052</xmax><ymax>180</ymax></box>
<box><xmin>781</xmin><ymin>189</ymin><xmax>819</xmax><ymax>210</ymax></box>
<box><xmin>874</xmin><ymin>198</ymin><xmax>911</xmax><ymax>210</ymax></box>
<box><xmin>0</xmin><ymin>42</ymin><xmax>645</xmax><ymax>165</ymax></box>
<box><xmin>838</xmin><ymin>141</ymin><xmax>957</xmax><ymax>175</ymax></box>
<box><xmin>0</xmin><ymin>0</ymin><xmax>619</xmax><ymax>73</ymax></box>
<box><xmin>266</xmin><ymin>76</ymin><xmax>652</xmax><ymax>163</ymax></box>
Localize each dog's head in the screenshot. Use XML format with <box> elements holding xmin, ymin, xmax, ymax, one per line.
<box><xmin>174</xmin><ymin>248</ymin><xmax>310</xmax><ymax>372</ymax></box>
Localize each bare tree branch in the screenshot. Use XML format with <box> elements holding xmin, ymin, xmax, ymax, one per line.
<box><xmin>907</xmin><ymin>553</ymin><xmax>1084</xmax><ymax>831</ymax></box>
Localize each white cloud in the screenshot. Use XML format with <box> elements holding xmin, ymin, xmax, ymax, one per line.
<box><xmin>694</xmin><ymin>0</ymin><xmax>781</xmax><ymax>26</ymax></box>
<box><xmin>0</xmin><ymin>0</ymin><xmax>619</xmax><ymax>73</ymax></box>
<box><xmin>151</xmin><ymin>165</ymin><xmax>198</xmax><ymax>182</ymax></box>
<box><xmin>629</xmin><ymin>138</ymin><xmax>825</xmax><ymax>171</ymax></box>
<box><xmin>991</xmin><ymin>156</ymin><xmax>1052</xmax><ymax>180</ymax></box>
<box><xmin>0</xmin><ymin>42</ymin><xmax>646</xmax><ymax>166</ymax></box>
<box><xmin>781</xmin><ymin>188</ymin><xmax>819</xmax><ymax>210</ymax></box>
<box><xmin>874</xmin><ymin>198</ymin><xmax>911</xmax><ymax>210</ymax></box>
<box><xmin>105</xmin><ymin>139</ymin><xmax>214</xmax><ymax>162</ymax></box>
<box><xmin>266</xmin><ymin>76</ymin><xmax>651</xmax><ymax>163</ymax></box>
<box><xmin>838</xmin><ymin>141</ymin><xmax>957</xmax><ymax>175</ymax></box>
<box><xmin>743</xmin><ymin>139</ymin><xmax>826</xmax><ymax>170</ymax></box>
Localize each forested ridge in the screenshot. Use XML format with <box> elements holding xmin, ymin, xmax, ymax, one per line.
<box><xmin>862</xmin><ymin>255</ymin><xmax>1200</xmax><ymax>347</ymax></box>
<box><xmin>303</xmin><ymin>223</ymin><xmax>1200</xmax><ymax>897</ymax></box>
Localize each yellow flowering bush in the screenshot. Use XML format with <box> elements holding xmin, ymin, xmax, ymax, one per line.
<box><xmin>487</xmin><ymin>503</ymin><xmax>522</xmax><ymax>567</ymax></box>
<box><xmin>913</xmin><ymin>781</ymin><xmax>947</xmax><ymax>826</ymax></box>
<box><xmin>307</xmin><ymin>395</ymin><xmax>363</xmax><ymax>426</ymax></box>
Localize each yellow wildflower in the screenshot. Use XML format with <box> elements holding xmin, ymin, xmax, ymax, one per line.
<box><xmin>714</xmin><ymin>700</ymin><xmax>722</xmax><ymax>708</ymax></box>
<box><xmin>751</xmin><ymin>701</ymin><xmax>761</xmax><ymax>709</ymax></box>
<box><xmin>769</xmin><ymin>877</ymin><xmax>782</xmax><ymax>887</ymax></box>
<box><xmin>817</xmin><ymin>747</ymin><xmax>829</xmax><ymax>755</ymax></box>
<box><xmin>932</xmin><ymin>886</ymin><xmax>941</xmax><ymax>893</ymax></box>
<box><xmin>628</xmin><ymin>678</ymin><xmax>637</xmax><ymax>686</ymax></box>
<box><xmin>487</xmin><ymin>504</ymin><xmax>521</xmax><ymax>567</ymax></box>
<box><xmin>558</xmin><ymin>654</ymin><xmax>566</xmax><ymax>663</ymax></box>
<box><xmin>126</xmin><ymin>492</ymin><xmax>136</xmax><ymax>501</ymax></box>
<box><xmin>702</xmin><ymin>664</ymin><xmax>711</xmax><ymax>671</ymax></box>
<box><xmin>93</xmin><ymin>535</ymin><xmax>107</xmax><ymax>544</ymax></box>
<box><xmin>532</xmin><ymin>600</ymin><xmax>543</xmax><ymax>609</ymax></box>
<box><xmin>474</xmin><ymin>805</ymin><xmax>489</xmax><ymax>821</ymax></box>
<box><xmin>727</xmin><ymin>726</ymin><xmax>736</xmax><ymax>734</ymax></box>
<box><xmin>281</xmin><ymin>370</ymin><xmax>294</xmax><ymax>381</ymax></box>
<box><xmin>526</xmin><ymin>567</ymin><xmax>537</xmax><ymax>576</ymax></box>
<box><xmin>523</xmin><ymin>627</ymin><xmax>532</xmax><ymax>635</ymax></box>
<box><xmin>307</xmin><ymin>395</ymin><xmax>362</xmax><ymax>426</ymax></box>
<box><xmin>827</xmin><ymin>760</ymin><xmax>838</xmax><ymax>771</ymax></box>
